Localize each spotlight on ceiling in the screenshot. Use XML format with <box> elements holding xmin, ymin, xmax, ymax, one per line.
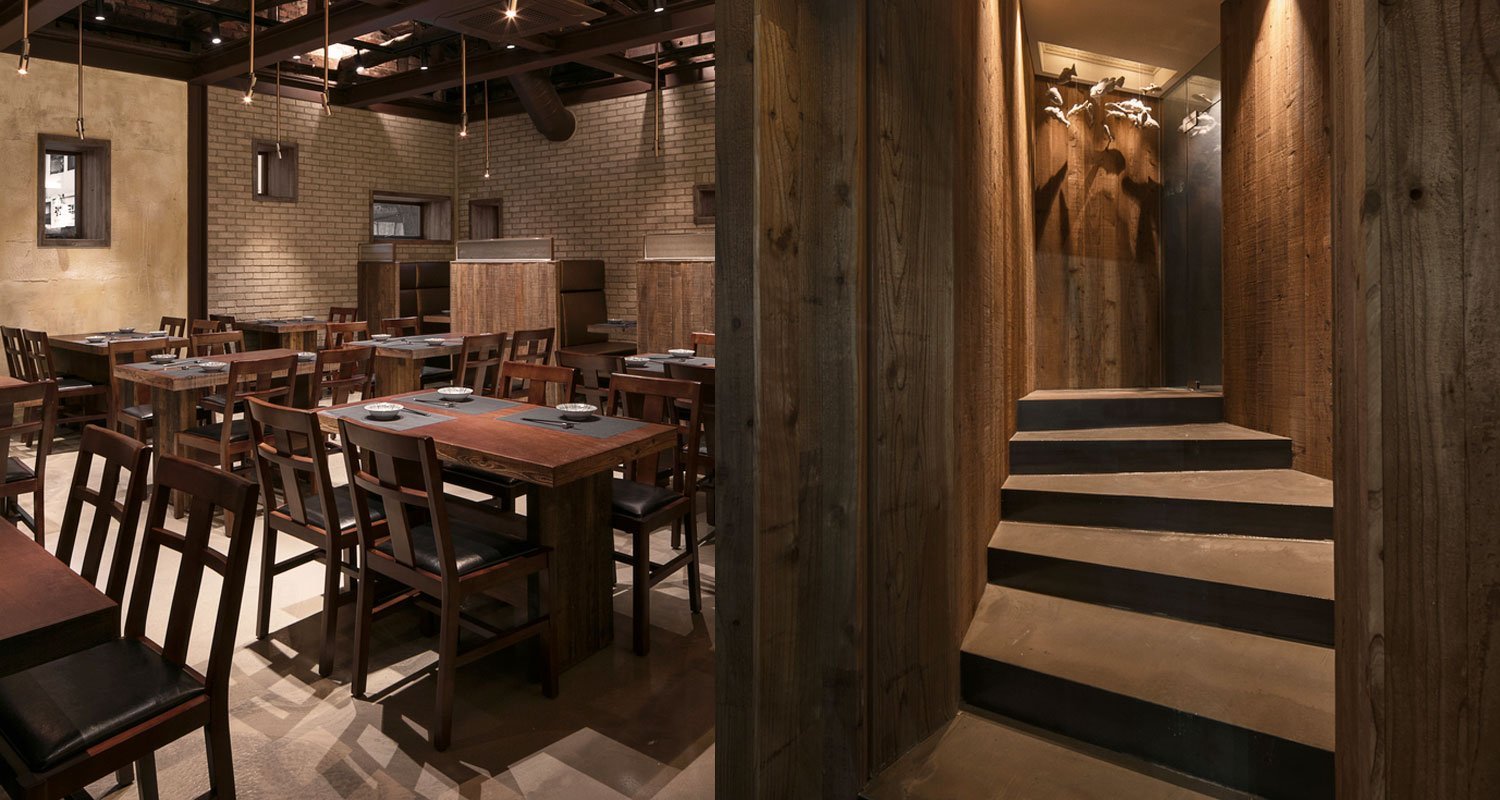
<box><xmin>354</xmin><ymin>49</ymin><xmax>367</xmax><ymax>75</ymax></box>
<box><xmin>654</xmin><ymin>5</ymin><xmax>665</xmax><ymax>11</ymax></box>
<box><xmin>420</xmin><ymin>49</ymin><xmax>430</xmax><ymax>70</ymax></box>
<box><xmin>210</xmin><ymin>21</ymin><xmax>222</xmax><ymax>45</ymax></box>
<box><xmin>93</xmin><ymin>0</ymin><xmax>106</xmax><ymax>22</ymax></box>
<box><xmin>506</xmin><ymin>43</ymin><xmax>516</xmax><ymax>49</ymax></box>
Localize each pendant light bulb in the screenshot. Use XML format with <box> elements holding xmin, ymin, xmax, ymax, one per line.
<box><xmin>210</xmin><ymin>21</ymin><xmax>222</xmax><ymax>45</ymax></box>
<box><xmin>17</xmin><ymin>0</ymin><xmax>29</xmax><ymax>75</ymax></box>
<box><xmin>93</xmin><ymin>0</ymin><xmax>106</xmax><ymax>22</ymax></box>
<box><xmin>504</xmin><ymin>1</ymin><xmax>518</xmax><ymax>19</ymax></box>
<box><xmin>243</xmin><ymin>74</ymin><xmax>256</xmax><ymax>104</ymax></box>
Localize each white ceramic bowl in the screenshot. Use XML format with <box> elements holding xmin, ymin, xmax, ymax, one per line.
<box><xmin>146</xmin><ymin>330</ymin><xmax>167</xmax><ymax>338</ymax></box>
<box><xmin>116</xmin><ymin>327</ymin><xmax>136</xmax><ymax>334</ymax></box>
<box><xmin>557</xmin><ymin>403</ymin><xmax>598</xmax><ymax>421</ymax></box>
<box><xmin>198</xmin><ymin>361</ymin><xmax>228</xmax><ymax>372</ymax></box>
<box><xmin>301</xmin><ymin>315</ymin><xmax>316</xmax><ymax>321</ymax></box>
<box><xmin>624</xmin><ymin>355</ymin><xmax>651</xmax><ymax>364</ymax></box>
<box><xmin>425</xmin><ymin>338</ymin><xmax>447</xmax><ymax>345</ymax></box>
<box><xmin>436</xmin><ymin>386</ymin><xmax>473</xmax><ymax>401</ymax></box>
<box><xmin>371</xmin><ymin>333</ymin><xmax>392</xmax><ymax>341</ymax></box>
<box><xmin>149</xmin><ymin>354</ymin><xmax>176</xmax><ymax>364</ymax></box>
<box><xmin>667</xmin><ymin>348</ymin><xmax>695</xmax><ymax>359</ymax></box>
<box><xmin>296</xmin><ymin>351</ymin><xmax>317</xmax><ymax>362</ymax></box>
<box><xmin>364</xmin><ymin>402</ymin><xmax>403</xmax><ymax>421</ymax></box>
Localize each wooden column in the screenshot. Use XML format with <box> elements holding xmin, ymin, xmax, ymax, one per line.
<box><xmin>1332</xmin><ymin>0</ymin><xmax>1500</xmax><ymax>796</ymax></box>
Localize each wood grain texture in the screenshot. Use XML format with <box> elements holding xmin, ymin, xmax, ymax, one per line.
<box><xmin>357</xmin><ymin>261</ymin><xmax>399</xmax><ymax>324</ymax></box>
<box><xmin>636</xmin><ymin>260</ymin><xmax>715</xmax><ymax>354</ymax></box>
<box><xmin>450</xmin><ymin>261</ymin><xmax>559</xmax><ymax>339</ymax></box>
<box><xmin>1333</xmin><ymin>0</ymin><xmax>1500</xmax><ymax>796</ymax></box>
<box><xmin>0</xmin><ymin>520</ymin><xmax>119</xmax><ymax>675</ymax></box>
<box><xmin>1032</xmin><ymin>79</ymin><xmax>1162</xmax><ymax>390</ymax></box>
<box><xmin>1221</xmin><ymin>0</ymin><xmax>1333</xmax><ymax>478</ymax></box>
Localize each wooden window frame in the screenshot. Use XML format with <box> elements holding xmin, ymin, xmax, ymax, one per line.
<box><xmin>252</xmin><ymin>141</ymin><xmax>299</xmax><ymax>202</ymax></box>
<box><xmin>38</xmin><ymin>134</ymin><xmax>111</xmax><ymax>248</ymax></box>
<box><xmin>370</xmin><ymin>191</ymin><xmax>453</xmax><ymax>244</ymax></box>
<box><xmin>468</xmin><ymin>197</ymin><xmax>504</xmax><ymax>239</ymax></box>
<box><xmin>693</xmin><ymin>183</ymin><xmax>717</xmax><ymax>225</ymax></box>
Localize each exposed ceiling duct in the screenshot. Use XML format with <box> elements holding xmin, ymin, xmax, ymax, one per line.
<box><xmin>508</xmin><ymin>67</ymin><xmax>576</xmax><ymax>141</ymax></box>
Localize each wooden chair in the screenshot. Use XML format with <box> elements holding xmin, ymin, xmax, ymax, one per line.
<box><xmin>452</xmin><ymin>333</ymin><xmax>507</xmax><ymax>395</ymax></box>
<box><xmin>21</xmin><ymin>329</ymin><xmax>107</xmax><ymax>433</ymax></box>
<box><xmin>667</xmin><ymin>361</ymin><xmax>717</xmax><ymax>535</ymax></box>
<box><xmin>190</xmin><ymin>330</ymin><xmax>244</xmax><ymax>358</ymax></box>
<box><xmin>106</xmin><ymin>338</ymin><xmax>172</xmax><ymax>444</ymax></box>
<box><xmin>248</xmin><ymin>399</ymin><xmax>372</xmax><ymax>678</ymax></box>
<box><xmin>339</xmin><ymin>418</ymin><xmax>558</xmax><ymax>751</ymax></box>
<box><xmin>508</xmin><ymin>327</ymin><xmax>555</xmax><ymax>368</ymax></box>
<box><xmin>55</xmin><ymin>425</ymin><xmax>152</xmax><ymax>604</ymax></box>
<box><xmin>557</xmin><ymin>351</ymin><xmax>623</xmax><ymax>410</ymax></box>
<box><xmin>442</xmin><ymin>361</ymin><xmax>575</xmax><ymax>512</ymax></box>
<box><xmin>1</xmin><ymin>326</ymin><xmax>30</xmax><ymax>380</ymax></box>
<box><xmin>0</xmin><ymin>456</ymin><xmax>258</xmax><ymax>800</ymax></box>
<box><xmin>189</xmin><ymin>319</ymin><xmax>224</xmax><ymax>335</ymax></box>
<box><xmin>310</xmin><ymin>347</ymin><xmax>374</xmax><ymax>407</ymax></box>
<box><xmin>691</xmin><ymin>331</ymin><xmax>716</xmax><ymax>356</ymax></box>
<box><xmin>209</xmin><ymin>314</ymin><xmax>237</xmax><ymax>330</ymax></box>
<box><xmin>0</xmin><ymin>380</ymin><xmax>57</xmax><ymax>544</ymax></box>
<box><xmin>325</xmin><ymin>321</ymin><xmax>370</xmax><ymax>350</ymax></box>
<box><xmin>607</xmin><ymin>373</ymin><xmax>703</xmax><ymax>656</ymax></box>
<box><xmin>381</xmin><ymin>316</ymin><xmax>420</xmax><ymax>337</ymax></box>
<box><xmin>158</xmin><ymin>316</ymin><xmax>187</xmax><ymax>339</ymax></box>
<box><xmin>328</xmin><ymin>306</ymin><xmax>359</xmax><ymax>323</ymax></box>
<box><xmin>177</xmin><ymin>353</ymin><xmax>295</xmax><ymax>474</ymax></box>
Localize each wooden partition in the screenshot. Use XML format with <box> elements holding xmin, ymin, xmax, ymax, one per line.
<box><xmin>636</xmin><ymin>260</ymin><xmax>715</xmax><ymax>353</ymax></box>
<box><xmin>357</xmin><ymin>260</ymin><xmax>450</xmax><ymax>330</ymax></box>
<box><xmin>450</xmin><ymin>261</ymin><xmax>559</xmax><ymax>337</ymax></box>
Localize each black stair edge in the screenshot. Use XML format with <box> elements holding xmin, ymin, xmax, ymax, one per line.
<box><xmin>987</xmin><ymin>549</ymin><xmax>1334</xmax><ymax>647</ymax></box>
<box><xmin>1009</xmin><ymin>439</ymin><xmax>1293</xmax><ymax>474</ymax></box>
<box><xmin>1017</xmin><ymin>396</ymin><xmax>1224</xmax><ymax>431</ymax></box>
<box><xmin>960</xmin><ymin>653</ymin><xmax>1333</xmax><ymax>800</ymax></box>
<box><xmin>1000</xmin><ymin>489</ymin><xmax>1334</xmax><ymax>540</ymax></box>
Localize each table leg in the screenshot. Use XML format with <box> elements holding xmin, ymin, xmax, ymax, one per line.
<box><xmin>150</xmin><ymin>387</ymin><xmax>197</xmax><ymax>514</ymax></box>
<box><xmin>372</xmin><ymin>356</ymin><xmax>419</xmax><ymax>397</ymax></box>
<box><xmin>282</xmin><ymin>331</ymin><xmax>318</xmax><ymax>352</ymax></box>
<box><xmin>527</xmin><ymin>471</ymin><xmax>613</xmax><ymax>669</ymax></box>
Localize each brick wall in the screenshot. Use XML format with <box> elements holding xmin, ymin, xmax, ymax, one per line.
<box><xmin>456</xmin><ymin>81</ymin><xmax>716</xmax><ymax>319</ymax></box>
<box><xmin>206</xmin><ymin>86</ymin><xmax>455</xmax><ymax>319</ymax></box>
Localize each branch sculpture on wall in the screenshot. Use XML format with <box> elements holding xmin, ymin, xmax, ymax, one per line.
<box><xmin>1041</xmin><ymin>74</ymin><xmax>1159</xmax><ymax>142</ymax></box>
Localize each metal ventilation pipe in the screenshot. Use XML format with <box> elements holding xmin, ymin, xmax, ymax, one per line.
<box><xmin>507</xmin><ymin>68</ymin><xmax>576</xmax><ymax>142</ymax></box>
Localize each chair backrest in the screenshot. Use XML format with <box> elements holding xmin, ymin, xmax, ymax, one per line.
<box><xmin>559</xmin><ymin>291</ymin><xmax>609</xmax><ymax>346</ymax></box>
<box><xmin>499</xmin><ymin>361</ymin><xmax>576</xmax><ymax>404</ymax></box>
<box><xmin>691</xmin><ymin>331</ymin><xmax>716</xmax><ymax>356</ymax></box>
<box><xmin>326</xmin><ymin>321</ymin><xmax>370</xmax><ymax>349</ymax></box>
<box><xmin>607</xmin><ymin>373</ymin><xmax>701</xmax><ymax>493</ymax></box>
<box><xmin>224</xmin><ymin>353</ymin><xmax>296</xmax><ymax>413</ymax></box>
<box><xmin>209</xmin><ymin>314</ymin><xmax>237</xmax><ymax>329</ymax></box>
<box><xmin>381</xmin><ymin>316</ymin><xmax>420</xmax><ymax>337</ymax></box>
<box><xmin>56</xmin><ymin>425</ymin><xmax>152</xmax><ymax>604</ymax></box>
<box><xmin>311</xmin><ymin>347</ymin><xmax>374</xmax><ymax>407</ymax></box>
<box><xmin>106</xmin><ymin>338</ymin><xmax>172</xmax><ymax>428</ymax></box>
<box><xmin>328</xmin><ymin>306</ymin><xmax>359</xmax><ymax>323</ymax></box>
<box><xmin>509</xmin><ymin>327</ymin><xmax>555</xmax><ymax>367</ymax></box>
<box><xmin>0</xmin><ymin>326</ymin><xmax>29</xmax><ymax>380</ymax></box>
<box><xmin>159</xmin><ymin>316</ymin><xmax>187</xmax><ymax>338</ymax></box>
<box><xmin>191</xmin><ymin>330</ymin><xmax>244</xmax><ymax>357</ymax></box>
<box><xmin>126</xmin><ymin>456</ymin><xmax>258</xmax><ymax>699</ymax></box>
<box><xmin>556</xmin><ymin>351</ymin><xmax>622</xmax><ymax>408</ymax></box>
<box><xmin>0</xmin><ymin>380</ymin><xmax>57</xmax><ymax>490</ymax></box>
<box><xmin>454</xmin><ymin>333</ymin><xmax>507</xmax><ymax>395</ymax></box>
<box><xmin>19</xmin><ymin>330</ymin><xmax>58</xmax><ymax>380</ymax></box>
<box><xmin>190</xmin><ymin>318</ymin><xmax>225</xmax><ymax>335</ymax></box>
<box><xmin>339</xmin><ymin>419</ymin><xmax>462</xmax><ymax>578</ymax></box>
<box><xmin>247</xmin><ymin>399</ymin><xmax>340</xmax><ymax>534</ymax></box>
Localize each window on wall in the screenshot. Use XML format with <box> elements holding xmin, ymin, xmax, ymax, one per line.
<box><xmin>252</xmin><ymin>141</ymin><xmax>298</xmax><ymax>201</ymax></box>
<box><xmin>373</xmin><ymin>201</ymin><xmax>424</xmax><ymax>238</ymax></box>
<box><xmin>370</xmin><ymin>192</ymin><xmax>453</xmax><ymax>242</ymax></box>
<box><xmin>38</xmin><ymin>134</ymin><xmax>110</xmax><ymax>247</ymax></box>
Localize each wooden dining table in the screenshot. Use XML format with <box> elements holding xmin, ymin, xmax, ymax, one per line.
<box><xmin>0</xmin><ymin>518</ymin><xmax>119</xmax><ymax>676</ymax></box>
<box><xmin>234</xmin><ymin>318</ymin><xmax>323</xmax><ymax>351</ymax></box>
<box><xmin>317</xmin><ymin>391</ymin><xmax>678</xmax><ymax>668</ymax></box>
<box><xmin>346</xmin><ymin>334</ymin><xmax>467</xmax><ymax>395</ymax></box>
<box><xmin>50</xmin><ymin>331</ymin><xmax>192</xmax><ymax>383</ymax></box>
<box><xmin>625</xmin><ymin>353</ymin><xmax>716</xmax><ymax>376</ymax></box>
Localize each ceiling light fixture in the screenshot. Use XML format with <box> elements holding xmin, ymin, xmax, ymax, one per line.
<box><xmin>419</xmin><ymin>49</ymin><xmax>429</xmax><ymax>70</ymax></box>
<box><xmin>210</xmin><ymin>20</ymin><xmax>222</xmax><ymax>45</ymax></box>
<box><xmin>242</xmin><ymin>0</ymin><xmax>255</xmax><ymax>105</ymax></box>
<box><xmin>354</xmin><ymin>49</ymin><xmax>367</xmax><ymax>75</ymax></box>
<box><xmin>482</xmin><ymin>79</ymin><xmax>490</xmax><ymax>179</ymax></box>
<box><xmin>505</xmin><ymin>43</ymin><xmax>515</xmax><ymax>49</ymax></box>
<box><xmin>75</xmin><ymin>6</ymin><xmax>85</xmax><ymax>137</ymax></box>
<box><xmin>320</xmin><ymin>2</ymin><xmax>331</xmax><ymax>114</ymax></box>
<box><xmin>458</xmin><ymin>35</ymin><xmax>468</xmax><ymax>138</ymax></box>
<box><xmin>93</xmin><ymin>0</ymin><xmax>106</xmax><ymax>22</ymax></box>
<box><xmin>17</xmin><ymin>0</ymin><xmax>29</xmax><ymax>75</ymax></box>
<box><xmin>504</xmin><ymin>1</ymin><xmax>518</xmax><ymax>20</ymax></box>
<box><xmin>654</xmin><ymin>5</ymin><xmax>665</xmax><ymax>12</ymax></box>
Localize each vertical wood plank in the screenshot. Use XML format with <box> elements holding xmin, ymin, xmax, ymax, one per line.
<box><xmin>636</xmin><ymin>260</ymin><xmax>716</xmax><ymax>353</ymax></box>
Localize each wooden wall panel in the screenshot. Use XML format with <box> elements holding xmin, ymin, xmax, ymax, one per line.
<box><xmin>1221</xmin><ymin>0</ymin><xmax>1333</xmax><ymax>477</ymax></box>
<box><xmin>450</xmin><ymin>261</ymin><xmax>557</xmax><ymax>338</ymax></box>
<box><xmin>356</xmin><ymin>261</ymin><xmax>399</xmax><ymax>323</ymax></box>
<box><xmin>1032</xmin><ymin>79</ymin><xmax>1163</xmax><ymax>389</ymax></box>
<box><xmin>1333</xmin><ymin>0</ymin><xmax>1500</xmax><ymax>796</ymax></box>
<box><xmin>636</xmin><ymin>261</ymin><xmax>715</xmax><ymax>354</ymax></box>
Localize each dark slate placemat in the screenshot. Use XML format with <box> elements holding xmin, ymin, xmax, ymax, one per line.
<box><xmin>322</xmin><ymin>404</ymin><xmax>448</xmax><ymax>431</ymax></box>
<box><xmin>404</xmin><ymin>393</ymin><xmax>520</xmax><ymax>415</ymax></box>
<box><xmin>498</xmin><ymin>407</ymin><xmax>647</xmax><ymax>439</ymax></box>
<box><xmin>130</xmin><ymin>358</ymin><xmax>228</xmax><ymax>377</ymax></box>
<box><xmin>627</xmin><ymin>355</ymin><xmax>716</xmax><ymax>374</ymax></box>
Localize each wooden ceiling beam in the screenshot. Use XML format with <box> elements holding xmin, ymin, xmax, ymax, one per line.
<box><xmin>339</xmin><ymin>0</ymin><xmax>710</xmax><ymax>107</ymax></box>
<box><xmin>0</xmin><ymin>0</ymin><xmax>90</xmax><ymax>51</ymax></box>
<box><xmin>511</xmin><ymin>34</ymin><xmax>656</xmax><ymax>83</ymax></box>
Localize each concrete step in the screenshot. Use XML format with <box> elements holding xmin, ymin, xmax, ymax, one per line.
<box><xmin>1001</xmin><ymin>469</ymin><xmax>1333</xmax><ymax>539</ymax></box>
<box><xmin>1009</xmin><ymin>423</ymin><xmax>1293</xmax><ymax>474</ymax></box>
<box><xmin>1017</xmin><ymin>388</ymin><xmax>1223</xmax><ymax>431</ymax></box>
<box><xmin>861</xmin><ymin>711</ymin><xmax>1237</xmax><ymax>800</ymax></box>
<box><xmin>961</xmin><ymin>586</ymin><xmax>1334</xmax><ymax>799</ymax></box>
<box><xmin>988</xmin><ymin>521</ymin><xmax>1333</xmax><ymax>645</ymax></box>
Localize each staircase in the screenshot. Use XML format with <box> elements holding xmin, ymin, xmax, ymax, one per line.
<box><xmin>866</xmin><ymin>388</ymin><xmax>1333</xmax><ymax>800</ymax></box>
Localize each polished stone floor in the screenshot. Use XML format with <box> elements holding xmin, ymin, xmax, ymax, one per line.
<box><xmin>6</xmin><ymin>430</ymin><xmax>716</xmax><ymax>799</ymax></box>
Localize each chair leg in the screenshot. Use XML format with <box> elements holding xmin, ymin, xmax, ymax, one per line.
<box><xmin>686</xmin><ymin>512</ymin><xmax>703</xmax><ymax>615</ymax></box>
<box><xmin>433</xmin><ymin>599</ymin><xmax>460</xmax><ymax>751</ymax></box>
<box><xmin>670</xmin><ymin>520</ymin><xmax>681</xmax><ymax>550</ymax></box>
<box><xmin>632</xmin><ymin>530</ymin><xmax>651</xmax><ymax>656</ymax></box>
<box><xmin>255</xmin><ymin>525</ymin><xmax>277</xmax><ymax>641</ymax></box>
<box><xmin>351</xmin><ymin>566</ymin><xmax>374</xmax><ymax>699</ymax></box>
<box><xmin>30</xmin><ymin>489</ymin><xmax>43</xmax><ymax>546</ymax></box>
<box><xmin>134</xmin><ymin>753</ymin><xmax>160</xmax><ymax>800</ymax></box>
<box><xmin>204</xmin><ymin>712</ymin><xmax>236</xmax><ymax>800</ymax></box>
<box><xmin>318</xmin><ymin>545</ymin><xmax>340</xmax><ymax>679</ymax></box>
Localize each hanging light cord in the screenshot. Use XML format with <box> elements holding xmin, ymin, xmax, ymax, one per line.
<box><xmin>459</xmin><ymin>36</ymin><xmax>468</xmax><ymax>138</ymax></box>
<box><xmin>243</xmin><ymin>0</ymin><xmax>256</xmax><ymax>103</ymax></box>
<box><xmin>653</xmin><ymin>43</ymin><xmax>660</xmax><ymax>157</ymax></box>
<box><xmin>483</xmin><ymin>79</ymin><xmax>490</xmax><ymax>178</ymax></box>
<box><xmin>274</xmin><ymin>5</ymin><xmax>282</xmax><ymax>154</ymax></box>
<box><xmin>17</xmin><ymin>0</ymin><xmax>30</xmax><ymax>75</ymax></box>
<box><xmin>75</xmin><ymin>6</ymin><xmax>84</xmax><ymax>138</ymax></box>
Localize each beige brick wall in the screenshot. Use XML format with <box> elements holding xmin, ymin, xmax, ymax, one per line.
<box><xmin>206</xmin><ymin>87</ymin><xmax>455</xmax><ymax>319</ymax></box>
<box><xmin>456</xmin><ymin>81</ymin><xmax>716</xmax><ymax>319</ymax></box>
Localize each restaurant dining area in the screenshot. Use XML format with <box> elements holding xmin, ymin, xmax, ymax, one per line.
<box><xmin>0</xmin><ymin>0</ymin><xmax>1494</xmax><ymax>797</ymax></box>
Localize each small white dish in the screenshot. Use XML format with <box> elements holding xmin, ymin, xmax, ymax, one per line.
<box><xmin>436</xmin><ymin>386</ymin><xmax>473</xmax><ymax>401</ymax></box>
<box><xmin>85</xmin><ymin>335</ymin><xmax>107</xmax><ymax>343</ymax></box>
<box><xmin>301</xmin><ymin>315</ymin><xmax>316</xmax><ymax>321</ymax></box>
<box><xmin>116</xmin><ymin>327</ymin><xmax>136</xmax><ymax>334</ymax></box>
<box><xmin>371</xmin><ymin>334</ymin><xmax>392</xmax><ymax>341</ymax></box>
<box><xmin>149</xmin><ymin>354</ymin><xmax>176</xmax><ymax>364</ymax></box>
<box><xmin>425</xmin><ymin>338</ymin><xmax>448</xmax><ymax>345</ymax></box>
<box><xmin>198</xmin><ymin>361</ymin><xmax>229</xmax><ymax>372</ymax></box>
<box><xmin>296</xmin><ymin>351</ymin><xmax>317</xmax><ymax>362</ymax></box>
<box><xmin>147</xmin><ymin>330</ymin><xmax>167</xmax><ymax>338</ymax></box>
<box><xmin>364</xmin><ymin>402</ymin><xmax>404</xmax><ymax>421</ymax></box>
<box><xmin>667</xmin><ymin>348</ymin><xmax>695</xmax><ymax>359</ymax></box>
<box><xmin>556</xmin><ymin>403</ymin><xmax>598</xmax><ymax>422</ymax></box>
<box><xmin>625</xmin><ymin>355</ymin><xmax>651</xmax><ymax>364</ymax></box>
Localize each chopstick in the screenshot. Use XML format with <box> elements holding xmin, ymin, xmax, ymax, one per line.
<box><xmin>521</xmin><ymin>417</ymin><xmax>574</xmax><ymax>429</ymax></box>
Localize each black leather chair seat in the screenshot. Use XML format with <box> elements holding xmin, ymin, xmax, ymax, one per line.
<box><xmin>4</xmin><ymin>457</ymin><xmax>34</xmax><ymax>483</ymax></box>
<box><xmin>611</xmin><ymin>479</ymin><xmax>680</xmax><ymax>519</ymax></box>
<box><xmin>275</xmin><ymin>491</ymin><xmax>384</xmax><ymax>533</ymax></box>
<box><xmin>56</xmin><ymin>376</ymin><xmax>98</xmax><ymax>391</ymax></box>
<box><xmin>0</xmin><ymin>639</ymin><xmax>204</xmax><ymax>772</ymax></box>
<box><xmin>183</xmin><ymin>418</ymin><xmax>251</xmax><ymax>442</ymax></box>
<box><xmin>122</xmin><ymin>404</ymin><xmax>153</xmax><ymax>421</ymax></box>
<box><xmin>420</xmin><ymin>366</ymin><xmax>454</xmax><ymax>382</ymax></box>
<box><xmin>373</xmin><ymin>518</ymin><xmax>539</xmax><ymax>577</ymax></box>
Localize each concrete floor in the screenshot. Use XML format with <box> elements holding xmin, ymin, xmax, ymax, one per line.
<box><xmin>6</xmin><ymin>429</ymin><xmax>716</xmax><ymax>799</ymax></box>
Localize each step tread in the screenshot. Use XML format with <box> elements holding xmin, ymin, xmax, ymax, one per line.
<box><xmin>962</xmin><ymin>586</ymin><xmax>1334</xmax><ymax>750</ymax></box>
<box><xmin>990</xmin><ymin>521</ymin><xmax>1333</xmax><ymax>600</ymax></box>
<box><xmin>1011</xmin><ymin>423</ymin><xmax>1287</xmax><ymax>443</ymax></box>
<box><xmin>862</xmin><ymin>711</ymin><xmax>1223</xmax><ymax>800</ymax></box>
<box><xmin>1022</xmin><ymin>388</ymin><xmax>1223</xmax><ymax>402</ymax></box>
<box><xmin>1003</xmin><ymin>469</ymin><xmax>1332</xmax><ymax>509</ymax></box>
